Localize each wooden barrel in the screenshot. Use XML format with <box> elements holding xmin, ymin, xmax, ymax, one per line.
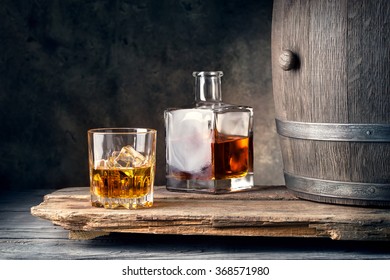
<box><xmin>271</xmin><ymin>0</ymin><xmax>390</xmax><ymax>206</ymax></box>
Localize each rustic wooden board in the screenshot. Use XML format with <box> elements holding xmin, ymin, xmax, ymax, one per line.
<box><xmin>30</xmin><ymin>186</ymin><xmax>390</xmax><ymax>241</ymax></box>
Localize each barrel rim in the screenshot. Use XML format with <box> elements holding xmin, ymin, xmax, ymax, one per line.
<box><xmin>284</xmin><ymin>172</ymin><xmax>390</xmax><ymax>203</ymax></box>
<box><xmin>276</xmin><ymin>119</ymin><xmax>390</xmax><ymax>142</ymax></box>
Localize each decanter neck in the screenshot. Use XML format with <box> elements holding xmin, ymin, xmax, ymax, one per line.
<box><xmin>193</xmin><ymin>71</ymin><xmax>223</xmax><ymax>102</ymax></box>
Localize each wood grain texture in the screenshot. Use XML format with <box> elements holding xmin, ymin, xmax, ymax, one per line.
<box><xmin>30</xmin><ymin>186</ymin><xmax>390</xmax><ymax>241</ymax></box>
<box><xmin>347</xmin><ymin>0</ymin><xmax>390</xmax><ymax>124</ymax></box>
<box><xmin>271</xmin><ymin>0</ymin><xmax>390</xmax><ymax>205</ymax></box>
<box><xmin>3</xmin><ymin>189</ymin><xmax>390</xmax><ymax>259</ymax></box>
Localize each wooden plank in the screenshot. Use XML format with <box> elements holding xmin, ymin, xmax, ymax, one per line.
<box><xmin>2</xmin><ymin>235</ymin><xmax>390</xmax><ymax>260</ymax></box>
<box><xmin>2</xmin><ymin>189</ymin><xmax>390</xmax><ymax>260</ymax></box>
<box><xmin>30</xmin><ymin>186</ymin><xmax>390</xmax><ymax>241</ymax></box>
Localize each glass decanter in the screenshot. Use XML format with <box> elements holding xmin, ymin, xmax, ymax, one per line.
<box><xmin>164</xmin><ymin>71</ymin><xmax>254</xmax><ymax>193</ymax></box>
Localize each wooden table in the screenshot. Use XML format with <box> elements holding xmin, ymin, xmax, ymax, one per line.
<box><xmin>31</xmin><ymin>186</ymin><xmax>390</xmax><ymax>241</ymax></box>
<box><xmin>1</xmin><ymin>186</ymin><xmax>390</xmax><ymax>259</ymax></box>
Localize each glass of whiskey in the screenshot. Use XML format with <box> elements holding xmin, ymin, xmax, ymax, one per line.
<box><xmin>88</xmin><ymin>128</ymin><xmax>157</xmax><ymax>209</ymax></box>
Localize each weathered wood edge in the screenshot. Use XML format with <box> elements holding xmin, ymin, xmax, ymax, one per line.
<box><xmin>31</xmin><ymin>186</ymin><xmax>390</xmax><ymax>241</ymax></box>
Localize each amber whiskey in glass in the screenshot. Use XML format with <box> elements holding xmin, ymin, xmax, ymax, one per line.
<box><xmin>164</xmin><ymin>71</ymin><xmax>254</xmax><ymax>193</ymax></box>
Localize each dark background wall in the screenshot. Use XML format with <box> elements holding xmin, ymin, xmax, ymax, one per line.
<box><xmin>0</xmin><ymin>0</ymin><xmax>284</xmax><ymax>192</ymax></box>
